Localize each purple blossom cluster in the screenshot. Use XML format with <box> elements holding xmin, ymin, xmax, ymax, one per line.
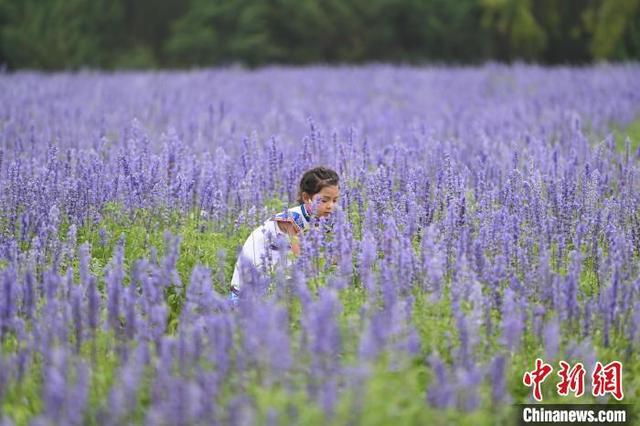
<box><xmin>0</xmin><ymin>64</ymin><xmax>640</xmax><ymax>423</ymax></box>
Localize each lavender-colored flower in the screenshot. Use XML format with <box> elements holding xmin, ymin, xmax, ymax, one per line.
<box><xmin>106</xmin><ymin>345</ymin><xmax>147</xmax><ymax>425</ymax></box>
<box><xmin>489</xmin><ymin>354</ymin><xmax>509</xmax><ymax>405</ymax></box>
<box><xmin>426</xmin><ymin>353</ymin><xmax>455</xmax><ymax>409</ymax></box>
<box><xmin>455</xmin><ymin>363</ymin><xmax>482</xmax><ymax>411</ymax></box>
<box><xmin>543</xmin><ymin>317</ymin><xmax>560</xmax><ymax>360</ymax></box>
<box><xmin>106</xmin><ymin>240</ymin><xmax>124</xmax><ymax>334</ymax></box>
<box><xmin>500</xmin><ymin>287</ymin><xmax>524</xmax><ymax>352</ymax></box>
<box><xmin>71</xmin><ymin>283</ymin><xmax>83</xmax><ymax>353</ymax></box>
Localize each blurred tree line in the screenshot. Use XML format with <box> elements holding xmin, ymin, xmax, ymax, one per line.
<box><xmin>0</xmin><ymin>0</ymin><xmax>638</xmax><ymax>70</ymax></box>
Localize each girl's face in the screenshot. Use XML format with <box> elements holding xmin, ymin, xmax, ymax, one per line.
<box><xmin>303</xmin><ymin>185</ymin><xmax>340</xmax><ymax>218</ymax></box>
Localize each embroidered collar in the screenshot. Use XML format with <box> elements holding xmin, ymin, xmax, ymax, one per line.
<box><xmin>300</xmin><ymin>203</ymin><xmax>311</xmax><ymax>222</ymax></box>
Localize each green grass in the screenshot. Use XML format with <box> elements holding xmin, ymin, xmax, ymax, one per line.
<box><xmin>71</xmin><ymin>201</ymin><xmax>251</xmax><ymax>289</ymax></box>
<box><xmin>612</xmin><ymin>116</ymin><xmax>640</xmax><ymax>153</ymax></box>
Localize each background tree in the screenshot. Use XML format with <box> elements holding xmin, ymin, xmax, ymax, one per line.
<box><xmin>587</xmin><ymin>0</ymin><xmax>640</xmax><ymax>60</ymax></box>
<box><xmin>0</xmin><ymin>0</ymin><xmax>124</xmax><ymax>69</ymax></box>
<box><xmin>0</xmin><ymin>0</ymin><xmax>638</xmax><ymax>70</ymax></box>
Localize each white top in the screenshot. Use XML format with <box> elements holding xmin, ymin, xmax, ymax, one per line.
<box><xmin>230</xmin><ymin>204</ymin><xmax>312</xmax><ymax>291</ymax></box>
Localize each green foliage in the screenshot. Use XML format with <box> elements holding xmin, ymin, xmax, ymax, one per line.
<box><xmin>2</xmin><ymin>0</ymin><xmax>640</xmax><ymax>70</ymax></box>
<box><xmin>587</xmin><ymin>0</ymin><xmax>640</xmax><ymax>60</ymax></box>
<box><xmin>251</xmin><ymin>384</ymin><xmax>325</xmax><ymax>425</ymax></box>
<box><xmin>1</xmin><ymin>352</ymin><xmax>43</xmax><ymax>425</ymax></box>
<box><xmin>481</xmin><ymin>0</ymin><xmax>547</xmax><ymax>60</ymax></box>
<box><xmin>75</xmin><ymin>202</ymin><xmax>250</xmax><ymax>292</ymax></box>
<box><xmin>69</xmin><ymin>203</ymin><xmax>251</xmax><ymax>332</ymax></box>
<box><xmin>612</xmin><ymin>116</ymin><xmax>640</xmax><ymax>152</ymax></box>
<box><xmin>83</xmin><ymin>331</ymin><xmax>121</xmax><ymax>425</ymax></box>
<box><xmin>0</xmin><ymin>0</ymin><xmax>125</xmax><ymax>69</ymax></box>
<box><xmin>163</xmin><ymin>0</ymin><xmax>240</xmax><ymax>66</ymax></box>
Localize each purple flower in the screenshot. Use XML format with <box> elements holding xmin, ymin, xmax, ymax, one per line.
<box><xmin>543</xmin><ymin>317</ymin><xmax>560</xmax><ymax>360</ymax></box>
<box><xmin>489</xmin><ymin>354</ymin><xmax>509</xmax><ymax>405</ymax></box>
<box><xmin>500</xmin><ymin>287</ymin><xmax>524</xmax><ymax>352</ymax></box>
<box><xmin>426</xmin><ymin>353</ymin><xmax>455</xmax><ymax>409</ymax></box>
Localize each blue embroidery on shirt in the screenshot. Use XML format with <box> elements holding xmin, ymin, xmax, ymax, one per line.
<box><xmin>290</xmin><ymin>211</ymin><xmax>306</xmax><ymax>231</ymax></box>
<box><xmin>300</xmin><ymin>203</ymin><xmax>311</xmax><ymax>222</ymax></box>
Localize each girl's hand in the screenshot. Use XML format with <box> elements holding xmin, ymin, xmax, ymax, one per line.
<box><xmin>276</xmin><ymin>221</ymin><xmax>301</xmax><ymax>256</ymax></box>
<box><xmin>290</xmin><ymin>234</ymin><xmax>300</xmax><ymax>256</ymax></box>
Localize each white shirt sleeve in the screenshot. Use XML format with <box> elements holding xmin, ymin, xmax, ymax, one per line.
<box><xmin>230</xmin><ymin>220</ymin><xmax>287</xmax><ymax>291</ymax></box>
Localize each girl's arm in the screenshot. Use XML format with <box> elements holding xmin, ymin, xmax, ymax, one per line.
<box><xmin>276</xmin><ymin>221</ymin><xmax>301</xmax><ymax>256</ymax></box>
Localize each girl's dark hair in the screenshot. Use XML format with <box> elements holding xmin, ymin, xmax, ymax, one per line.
<box><xmin>297</xmin><ymin>166</ymin><xmax>339</xmax><ymax>204</ymax></box>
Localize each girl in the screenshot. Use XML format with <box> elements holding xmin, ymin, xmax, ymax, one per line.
<box><xmin>230</xmin><ymin>166</ymin><xmax>340</xmax><ymax>298</ymax></box>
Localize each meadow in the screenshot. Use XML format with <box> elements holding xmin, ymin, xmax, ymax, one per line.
<box><xmin>0</xmin><ymin>64</ymin><xmax>639</xmax><ymax>425</ymax></box>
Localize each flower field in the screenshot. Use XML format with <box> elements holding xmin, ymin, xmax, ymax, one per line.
<box><xmin>1</xmin><ymin>64</ymin><xmax>639</xmax><ymax>425</ymax></box>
